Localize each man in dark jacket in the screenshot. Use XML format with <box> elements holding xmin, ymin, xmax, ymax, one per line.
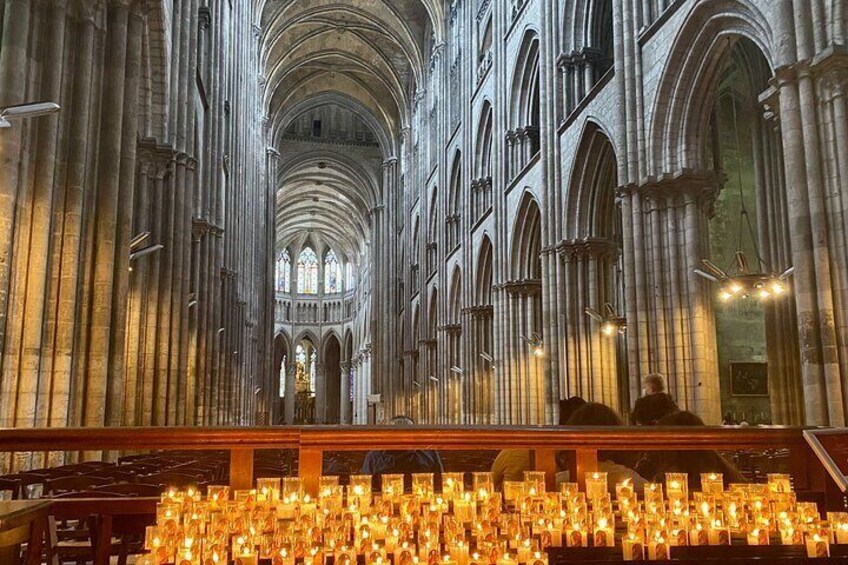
<box><xmin>361</xmin><ymin>416</ymin><xmax>443</xmax><ymax>491</ymax></box>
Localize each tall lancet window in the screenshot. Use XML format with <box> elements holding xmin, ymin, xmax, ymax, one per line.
<box><xmin>324</xmin><ymin>249</ymin><xmax>343</xmax><ymax>293</ymax></box>
<box><xmin>297</xmin><ymin>247</ymin><xmax>319</xmax><ymax>294</ymax></box>
<box><xmin>276</xmin><ymin>250</ymin><xmax>291</xmax><ymax>292</ymax></box>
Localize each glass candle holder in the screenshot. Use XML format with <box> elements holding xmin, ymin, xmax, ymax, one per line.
<box><xmin>412</xmin><ymin>473</ymin><xmax>435</xmax><ymax>498</ymax></box>
<box><xmin>665</xmin><ymin>473</ymin><xmax>688</xmax><ymax>498</ymax></box>
<box><xmin>806</xmin><ymin>534</ymin><xmax>830</xmax><ymax>558</ymax></box>
<box><xmin>584</xmin><ymin>472</ymin><xmax>607</xmax><ymax>501</ymax></box>
<box><xmin>523</xmin><ymin>471</ymin><xmax>546</xmax><ymax>496</ymax></box>
<box><xmin>282</xmin><ymin>477</ymin><xmax>303</xmax><ymax>501</ymax></box>
<box><xmin>442</xmin><ymin>473</ymin><xmax>465</xmax><ymax>499</ymax></box>
<box><xmin>257</xmin><ymin>478</ymin><xmax>281</xmax><ymax>502</ymax></box>
<box><xmin>622</xmin><ymin>533</ymin><xmax>644</xmax><ymax>561</ymax></box>
<box><xmin>701</xmin><ymin>473</ymin><xmax>724</xmax><ymax>495</ymax></box>
<box><xmin>767</xmin><ymin>473</ymin><xmax>793</xmax><ymax>494</ymax></box>
<box><xmin>472</xmin><ymin>472</ymin><xmax>493</xmax><ymax>500</ymax></box>
<box><xmin>382</xmin><ymin>474</ymin><xmax>405</xmax><ymax>500</ymax></box>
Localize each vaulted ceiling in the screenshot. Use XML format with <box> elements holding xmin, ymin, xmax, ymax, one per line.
<box><xmin>260</xmin><ymin>0</ymin><xmax>440</xmax><ymax>259</ymax></box>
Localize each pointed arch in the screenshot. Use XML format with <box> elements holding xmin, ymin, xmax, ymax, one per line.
<box><xmin>564</xmin><ymin>120</ymin><xmax>619</xmax><ymax>240</ymax></box>
<box><xmin>475</xmin><ymin>102</ymin><xmax>494</xmax><ymax>179</ymax></box>
<box><xmin>449</xmin><ymin>265</ymin><xmax>463</xmax><ymax>324</ymax></box>
<box><xmin>510</xmin><ymin>30</ymin><xmax>541</xmax><ymax>131</ymax></box>
<box><xmin>428</xmin><ymin>287</ymin><xmax>439</xmax><ymax>339</ymax></box>
<box><xmin>561</xmin><ymin>120</ymin><xmax>623</xmax><ymax>409</ymax></box>
<box><xmin>446</xmin><ymin>152</ymin><xmax>463</xmax><ymax>251</ymax></box>
<box><xmin>323</xmin><ymin>333</ymin><xmax>342</xmax><ymax>423</ymax></box>
<box><xmin>476</xmin><ymin>235</ymin><xmax>494</xmax><ymax>306</ymax></box>
<box><xmin>510</xmin><ymin>192</ymin><xmax>543</xmax><ymax>281</ymax></box>
<box><xmin>647</xmin><ymin>1</ymin><xmax>774</xmax><ymax>174</ymax></box>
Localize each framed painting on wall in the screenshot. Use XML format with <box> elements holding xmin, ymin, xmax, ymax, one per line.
<box><xmin>729</xmin><ymin>361</ymin><xmax>769</xmax><ymax>397</ymax></box>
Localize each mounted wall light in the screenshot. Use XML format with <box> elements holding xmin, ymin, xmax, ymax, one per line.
<box><xmin>450</xmin><ymin>366</ymin><xmax>463</xmax><ymax>375</ymax></box>
<box><xmin>585</xmin><ymin>303</ymin><xmax>626</xmax><ymax>337</ymax></box>
<box><xmin>128</xmin><ymin>244</ymin><xmax>163</xmax><ymax>271</ymax></box>
<box><xmin>521</xmin><ymin>333</ymin><xmax>544</xmax><ymax>357</ymax></box>
<box><xmin>479</xmin><ymin>352</ymin><xmax>496</xmax><ymax>371</ymax></box>
<box><xmin>0</xmin><ymin>101</ymin><xmax>60</xmax><ymax>128</ymax></box>
<box><xmin>130</xmin><ymin>231</ymin><xmax>151</xmax><ymax>250</ymax></box>
<box><xmin>429</xmin><ymin>375</ymin><xmax>440</xmax><ymax>383</ymax></box>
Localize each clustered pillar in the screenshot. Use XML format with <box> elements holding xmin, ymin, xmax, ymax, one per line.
<box><xmin>0</xmin><ymin>0</ymin><xmax>270</xmax><ymax>467</ymax></box>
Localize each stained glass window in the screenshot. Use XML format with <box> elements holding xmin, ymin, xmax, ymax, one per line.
<box><xmin>276</xmin><ymin>250</ymin><xmax>291</xmax><ymax>292</ymax></box>
<box><xmin>297</xmin><ymin>247</ymin><xmax>318</xmax><ymax>294</ymax></box>
<box><xmin>324</xmin><ymin>249</ymin><xmax>342</xmax><ymax>293</ymax></box>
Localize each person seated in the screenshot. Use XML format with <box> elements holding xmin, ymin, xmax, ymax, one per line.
<box><xmin>648</xmin><ymin>410</ymin><xmax>745</xmax><ymax>489</ymax></box>
<box><xmin>642</xmin><ymin>373</ymin><xmax>668</xmax><ymax>396</ymax></box>
<box><xmin>633</xmin><ymin>391</ymin><xmax>679</xmax><ymax>425</ymax></box>
<box><xmin>361</xmin><ymin>416</ymin><xmax>443</xmax><ymax>491</ymax></box>
<box><xmin>491</xmin><ymin>397</ymin><xmax>586</xmax><ymax>489</ymax></box>
<box><xmin>565</xmin><ymin>402</ymin><xmax>649</xmax><ymax>491</ymax></box>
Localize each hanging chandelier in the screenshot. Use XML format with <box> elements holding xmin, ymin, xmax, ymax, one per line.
<box><xmin>693</xmin><ymin>86</ymin><xmax>793</xmax><ymax>304</ymax></box>
<box><xmin>694</xmin><ymin>254</ymin><xmax>794</xmax><ymax>302</ymax></box>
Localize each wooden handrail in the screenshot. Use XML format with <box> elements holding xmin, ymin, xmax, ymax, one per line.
<box><xmin>0</xmin><ymin>425</ymin><xmax>810</xmax><ymax>452</ymax></box>
<box><xmin>0</xmin><ymin>427</ymin><xmax>300</xmax><ymax>451</ymax></box>
<box><xmin>0</xmin><ymin>425</ymin><xmax>823</xmax><ymax>497</ymax></box>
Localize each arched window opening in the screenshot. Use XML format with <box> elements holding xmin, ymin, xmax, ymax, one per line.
<box><xmin>297</xmin><ymin>247</ymin><xmax>319</xmax><ymax>294</ymax></box>
<box><xmin>473</xmin><ymin>103</ymin><xmax>494</xmax><ymax>219</ymax></box>
<box><xmin>508</xmin><ymin>33</ymin><xmax>540</xmax><ymax>179</ymax></box>
<box><xmin>447</xmin><ymin>154</ymin><xmax>462</xmax><ymax>251</ymax></box>
<box><xmin>324</xmin><ymin>249</ymin><xmax>343</xmax><ymax>293</ymax></box>
<box><xmin>276</xmin><ymin>250</ymin><xmax>291</xmax><ymax>292</ymax></box>
<box><xmin>559</xmin><ymin>0</ymin><xmax>613</xmax><ymax>116</ymax></box>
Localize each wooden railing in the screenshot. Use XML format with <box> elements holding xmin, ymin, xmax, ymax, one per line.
<box><xmin>0</xmin><ymin>425</ymin><xmax>831</xmax><ymax>502</ymax></box>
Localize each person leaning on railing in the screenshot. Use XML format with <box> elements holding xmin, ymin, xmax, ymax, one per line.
<box><xmin>361</xmin><ymin>416</ymin><xmax>444</xmax><ymax>491</ymax></box>
<box><xmin>646</xmin><ymin>410</ymin><xmax>746</xmax><ymax>490</ymax></box>
<box><xmin>564</xmin><ymin>402</ymin><xmax>649</xmax><ymax>491</ymax></box>
<box><xmin>490</xmin><ymin>397</ymin><xmax>587</xmax><ymax>489</ymax></box>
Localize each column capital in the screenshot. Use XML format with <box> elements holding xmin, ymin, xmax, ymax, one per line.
<box><xmin>381</xmin><ymin>157</ymin><xmax>398</xmax><ymax>170</ymax></box>
<box><xmin>618</xmin><ymin>168</ymin><xmax>721</xmax><ymax>204</ymax></box>
<box><xmin>557</xmin><ymin>237</ymin><xmax>620</xmax><ymax>261</ymax></box>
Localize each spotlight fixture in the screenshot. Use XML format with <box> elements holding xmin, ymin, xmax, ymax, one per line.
<box><xmin>413</xmin><ymin>380</ymin><xmax>421</xmax><ymax>388</ymax></box>
<box><xmin>129</xmin><ymin>244</ymin><xmax>163</xmax><ymax>262</ymax></box>
<box><xmin>450</xmin><ymin>366</ymin><xmax>463</xmax><ymax>375</ymax></box>
<box><xmin>0</xmin><ymin>101</ymin><xmax>60</xmax><ymax>128</ymax></box>
<box><xmin>128</xmin><ymin>244</ymin><xmax>163</xmax><ymax>271</ymax></box>
<box><xmin>479</xmin><ymin>352</ymin><xmax>496</xmax><ymax>371</ymax></box>
<box><xmin>585</xmin><ymin>303</ymin><xmax>626</xmax><ymax>336</ymax></box>
<box><xmin>520</xmin><ymin>333</ymin><xmax>544</xmax><ymax>357</ymax></box>
<box><xmin>130</xmin><ymin>231</ymin><xmax>151</xmax><ymax>250</ymax></box>
<box><xmin>429</xmin><ymin>375</ymin><xmax>440</xmax><ymax>383</ymax></box>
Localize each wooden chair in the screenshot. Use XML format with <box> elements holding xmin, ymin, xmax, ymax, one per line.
<box><xmin>92</xmin><ymin>483</ymin><xmax>161</xmax><ymax>497</ymax></box>
<box><xmin>49</xmin><ymin>496</ymin><xmax>160</xmax><ymax>564</ymax></box>
<box><xmin>83</xmin><ymin>467</ymin><xmax>138</xmax><ymax>484</ymax></box>
<box><xmin>44</xmin><ymin>476</ymin><xmax>111</xmax><ymax>497</ymax></box>
<box><xmin>2</xmin><ymin>473</ymin><xmax>57</xmax><ymax>499</ymax></box>
<box><xmin>143</xmin><ymin>472</ymin><xmax>203</xmax><ymax>489</ymax></box>
<box><xmin>0</xmin><ymin>477</ymin><xmax>25</xmax><ymax>500</ymax></box>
